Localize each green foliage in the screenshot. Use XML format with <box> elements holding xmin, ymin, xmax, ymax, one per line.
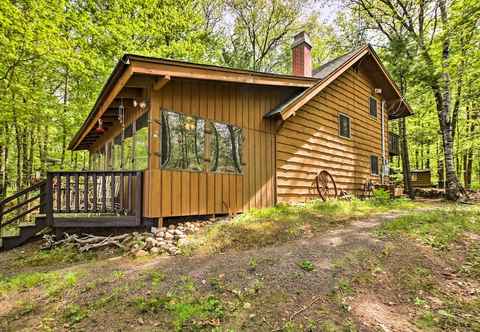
<box><xmin>298</xmin><ymin>259</ymin><xmax>315</xmax><ymax>272</ymax></box>
<box><xmin>376</xmin><ymin>208</ymin><xmax>480</xmax><ymax>249</ymax></box>
<box><xmin>0</xmin><ymin>271</ymin><xmax>57</xmax><ymax>295</ymax></box>
<box><xmin>248</xmin><ymin>257</ymin><xmax>257</xmax><ymax>271</ymax></box>
<box><xmin>134</xmin><ymin>295</ymin><xmax>224</xmax><ymax>331</ymax></box>
<box><xmin>63</xmin><ymin>304</ymin><xmax>88</xmax><ymax>325</ymax></box>
<box><xmin>372</xmin><ymin>188</ymin><xmax>390</xmax><ymax>204</ymax></box>
<box><xmin>14</xmin><ymin>246</ymin><xmax>96</xmax><ymax>268</ymax></box>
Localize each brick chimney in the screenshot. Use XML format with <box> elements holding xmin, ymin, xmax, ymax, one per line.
<box><xmin>291</xmin><ymin>31</ymin><xmax>312</xmax><ymax>77</ymax></box>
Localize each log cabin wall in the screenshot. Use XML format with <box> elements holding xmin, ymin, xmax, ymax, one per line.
<box><xmin>145</xmin><ymin>78</ymin><xmax>299</xmax><ymax>218</ymax></box>
<box><xmin>276</xmin><ymin>66</ymin><xmax>389</xmax><ymax>203</ymax></box>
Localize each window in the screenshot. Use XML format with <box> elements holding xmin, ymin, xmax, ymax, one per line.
<box><xmin>160</xmin><ymin>111</ymin><xmax>205</xmax><ymax>171</ymax></box>
<box><xmin>369</xmin><ymin>96</ymin><xmax>377</xmax><ymax>118</ymax></box>
<box><xmin>339</xmin><ymin>114</ymin><xmax>351</xmax><ymax>138</ymax></box>
<box><xmin>209</xmin><ymin>122</ymin><xmax>243</xmax><ymax>173</ymax></box>
<box><xmin>370</xmin><ymin>155</ymin><xmax>379</xmax><ymax>175</ymax></box>
<box><xmin>135</xmin><ymin>112</ymin><xmax>149</xmax><ymax>170</ymax></box>
<box><xmin>159</xmin><ymin>110</ymin><xmax>244</xmax><ymax>174</ymax></box>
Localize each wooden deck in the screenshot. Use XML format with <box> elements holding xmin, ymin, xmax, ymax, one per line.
<box><xmin>0</xmin><ymin>170</ymin><xmax>145</xmax><ymax>250</ymax></box>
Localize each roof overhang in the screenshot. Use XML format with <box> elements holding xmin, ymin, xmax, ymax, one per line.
<box><xmin>264</xmin><ymin>44</ymin><xmax>413</xmax><ymax>121</ymax></box>
<box><xmin>69</xmin><ymin>55</ymin><xmax>318</xmax><ymax>151</ymax></box>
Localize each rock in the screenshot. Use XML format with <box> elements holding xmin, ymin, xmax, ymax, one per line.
<box><xmin>135</xmin><ymin>249</ymin><xmax>148</xmax><ymax>257</ymax></box>
<box><xmin>165</xmin><ymin>232</ymin><xmax>174</xmax><ymax>240</ymax></box>
<box><xmin>150</xmin><ymin>247</ymin><xmax>161</xmax><ymax>254</ymax></box>
<box><xmin>156</xmin><ymin>232</ymin><xmax>165</xmax><ymax>239</ymax></box>
<box><xmin>151</xmin><ymin>227</ymin><xmax>158</xmax><ymax>234</ymax></box>
<box><xmin>177</xmin><ymin>238</ymin><xmax>190</xmax><ymax>247</ymax></box>
<box><xmin>174</xmin><ymin>229</ymin><xmax>184</xmax><ymax>235</ymax></box>
<box><xmin>168</xmin><ymin>224</ymin><xmax>176</xmax><ymax>230</ymax></box>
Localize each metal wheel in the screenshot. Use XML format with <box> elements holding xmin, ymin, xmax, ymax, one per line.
<box><xmin>315</xmin><ymin>170</ymin><xmax>338</xmax><ymax>201</ymax></box>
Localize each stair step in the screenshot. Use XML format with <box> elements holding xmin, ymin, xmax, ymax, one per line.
<box><xmin>1</xmin><ymin>216</ymin><xmax>48</xmax><ymax>251</ymax></box>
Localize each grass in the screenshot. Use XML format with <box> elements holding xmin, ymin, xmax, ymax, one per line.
<box><xmin>376</xmin><ymin>207</ymin><xmax>480</xmax><ymax>249</ymax></box>
<box><xmin>13</xmin><ymin>246</ymin><xmax>97</xmax><ymax>268</ymax></box>
<box><xmin>182</xmin><ymin>198</ymin><xmax>421</xmax><ymax>254</ymax></box>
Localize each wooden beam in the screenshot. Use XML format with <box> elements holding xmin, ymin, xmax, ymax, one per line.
<box><xmin>131</xmin><ymin>60</ymin><xmax>316</xmax><ymax>88</ymax></box>
<box><xmin>125</xmin><ymin>74</ymin><xmax>157</xmax><ymax>88</ymax></box>
<box><xmin>152</xmin><ymin>75</ymin><xmax>171</xmax><ymax>91</ymax></box>
<box><xmin>72</xmin><ymin>65</ymin><xmax>134</xmax><ymax>150</ymax></box>
<box><xmin>116</xmin><ymin>87</ymin><xmax>143</xmax><ymax>99</ymax></box>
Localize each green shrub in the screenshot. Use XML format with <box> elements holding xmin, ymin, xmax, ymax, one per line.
<box><xmin>298</xmin><ymin>260</ymin><xmax>315</xmax><ymax>272</ymax></box>
<box><xmin>372</xmin><ymin>188</ymin><xmax>391</xmax><ymax>204</ymax></box>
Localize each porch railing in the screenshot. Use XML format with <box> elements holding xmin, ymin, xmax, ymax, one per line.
<box><xmin>46</xmin><ymin>171</ymin><xmax>143</xmax><ymax>224</ymax></box>
<box><xmin>0</xmin><ymin>181</ymin><xmax>47</xmax><ymax>236</ymax></box>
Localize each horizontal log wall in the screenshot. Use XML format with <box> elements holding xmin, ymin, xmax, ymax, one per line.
<box><xmin>145</xmin><ymin>79</ymin><xmax>299</xmax><ymax>218</ymax></box>
<box><xmin>276</xmin><ymin>67</ymin><xmax>389</xmax><ymax>203</ymax></box>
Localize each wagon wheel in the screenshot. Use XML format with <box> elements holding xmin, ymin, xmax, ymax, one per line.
<box><xmin>315</xmin><ymin>170</ymin><xmax>338</xmax><ymax>201</ymax></box>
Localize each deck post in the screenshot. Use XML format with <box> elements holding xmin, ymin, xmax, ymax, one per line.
<box><xmin>136</xmin><ymin>171</ymin><xmax>143</xmax><ymax>225</ymax></box>
<box><xmin>46</xmin><ymin>173</ymin><xmax>54</xmax><ymax>226</ymax></box>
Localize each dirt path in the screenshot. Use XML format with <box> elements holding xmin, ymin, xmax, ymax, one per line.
<box><xmin>74</xmin><ymin>211</ymin><xmax>419</xmax><ymax>331</ymax></box>
<box><xmin>2</xmin><ymin>208</ymin><xmax>477</xmax><ymax>331</ymax></box>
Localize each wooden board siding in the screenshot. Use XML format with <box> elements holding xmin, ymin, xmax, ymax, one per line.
<box><xmin>144</xmin><ymin>79</ymin><xmax>298</xmax><ymax>218</ymax></box>
<box><xmin>276</xmin><ymin>67</ymin><xmax>389</xmax><ymax>203</ymax></box>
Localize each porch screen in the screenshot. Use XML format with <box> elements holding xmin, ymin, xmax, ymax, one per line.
<box><xmin>123</xmin><ymin>125</ymin><xmax>134</xmax><ymax>169</ymax></box>
<box><xmin>135</xmin><ymin>112</ymin><xmax>149</xmax><ymax>170</ymax></box>
<box><xmin>112</xmin><ymin>135</ymin><xmax>122</xmax><ymax>169</ymax></box>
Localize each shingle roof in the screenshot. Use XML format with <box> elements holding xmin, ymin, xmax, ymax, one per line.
<box><xmin>265</xmin><ymin>47</ymin><xmax>364</xmax><ymax>118</ymax></box>
<box><xmin>265</xmin><ymin>45</ymin><xmax>412</xmax><ymax>120</ymax></box>
<box><xmin>312</xmin><ymin>48</ymin><xmax>360</xmax><ymax>79</ymax></box>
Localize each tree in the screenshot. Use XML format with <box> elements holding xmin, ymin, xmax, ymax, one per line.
<box><xmin>221</xmin><ymin>0</ymin><xmax>310</xmax><ymax>72</ymax></box>
<box><xmin>346</xmin><ymin>0</ymin><xmax>480</xmax><ymax>200</ymax></box>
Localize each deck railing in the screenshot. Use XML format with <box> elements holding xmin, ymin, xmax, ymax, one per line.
<box><xmin>0</xmin><ymin>181</ymin><xmax>47</xmax><ymax>235</ymax></box>
<box><xmin>46</xmin><ymin>171</ymin><xmax>143</xmax><ymax>224</ymax></box>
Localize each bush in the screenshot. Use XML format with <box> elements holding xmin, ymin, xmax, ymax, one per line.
<box><xmin>372</xmin><ymin>188</ymin><xmax>391</xmax><ymax>204</ymax></box>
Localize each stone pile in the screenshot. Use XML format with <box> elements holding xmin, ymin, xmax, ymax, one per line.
<box><xmin>127</xmin><ymin>219</ymin><xmax>215</xmax><ymax>256</ymax></box>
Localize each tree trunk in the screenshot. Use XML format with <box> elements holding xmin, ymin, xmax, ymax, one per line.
<box><xmin>441</xmin><ymin>124</ymin><xmax>460</xmax><ymax>200</ymax></box>
<box><xmin>399</xmin><ymin>117</ymin><xmax>414</xmax><ymax>199</ymax></box>
<box><xmin>61</xmin><ymin>69</ymin><xmax>69</xmax><ymax>167</ymax></box>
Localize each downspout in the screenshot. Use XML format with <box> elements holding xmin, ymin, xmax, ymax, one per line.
<box><xmin>381</xmin><ymin>99</ymin><xmax>386</xmax><ymax>184</ymax></box>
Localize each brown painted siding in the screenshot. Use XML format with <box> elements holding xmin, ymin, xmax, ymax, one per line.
<box><xmin>145</xmin><ymin>79</ymin><xmax>297</xmax><ymax>218</ymax></box>
<box><xmin>276</xmin><ymin>67</ymin><xmax>389</xmax><ymax>203</ymax></box>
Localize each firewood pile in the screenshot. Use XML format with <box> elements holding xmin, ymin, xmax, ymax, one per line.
<box><xmin>42</xmin><ymin>219</ymin><xmax>219</xmax><ymax>256</ymax></box>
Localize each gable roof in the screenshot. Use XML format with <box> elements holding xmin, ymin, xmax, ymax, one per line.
<box><xmin>68</xmin><ymin>55</ymin><xmax>317</xmax><ymax>150</ymax></box>
<box><xmin>264</xmin><ymin>44</ymin><xmax>412</xmax><ymax>120</ymax></box>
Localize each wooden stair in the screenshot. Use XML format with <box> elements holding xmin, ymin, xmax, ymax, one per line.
<box><xmin>1</xmin><ymin>216</ymin><xmax>48</xmax><ymax>251</ymax></box>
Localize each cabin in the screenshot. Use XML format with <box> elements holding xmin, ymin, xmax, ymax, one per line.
<box><xmin>0</xmin><ymin>32</ymin><xmax>411</xmax><ymax>250</ymax></box>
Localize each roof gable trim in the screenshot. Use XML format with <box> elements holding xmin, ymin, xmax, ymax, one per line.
<box><xmin>270</xmin><ymin>44</ymin><xmax>412</xmax><ymax>121</ymax></box>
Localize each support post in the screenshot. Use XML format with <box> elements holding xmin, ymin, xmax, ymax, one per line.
<box><xmin>46</xmin><ymin>173</ymin><xmax>54</xmax><ymax>226</ymax></box>
<box><xmin>136</xmin><ymin>171</ymin><xmax>143</xmax><ymax>225</ymax></box>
